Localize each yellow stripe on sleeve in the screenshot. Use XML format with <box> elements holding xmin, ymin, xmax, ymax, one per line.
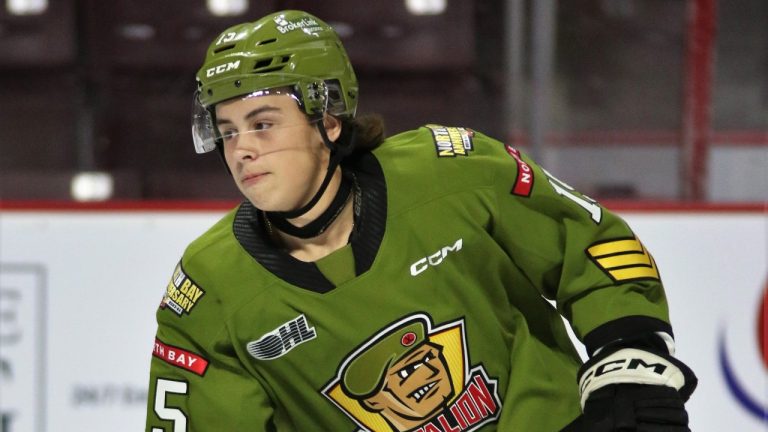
<box><xmin>587</xmin><ymin>239</ymin><xmax>643</xmax><ymax>257</ymax></box>
<box><xmin>586</xmin><ymin>238</ymin><xmax>660</xmax><ymax>282</ymax></box>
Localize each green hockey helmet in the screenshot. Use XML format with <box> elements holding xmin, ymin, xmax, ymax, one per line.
<box><xmin>192</xmin><ymin>10</ymin><xmax>359</xmax><ymax>153</ymax></box>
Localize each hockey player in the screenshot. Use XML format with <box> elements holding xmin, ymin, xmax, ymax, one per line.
<box><xmin>146</xmin><ymin>10</ymin><xmax>696</xmax><ymax>432</ymax></box>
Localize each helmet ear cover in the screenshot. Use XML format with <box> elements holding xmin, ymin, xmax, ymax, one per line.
<box><xmin>191</xmin><ymin>91</ymin><xmax>219</xmax><ymax>154</ymax></box>
<box><xmin>297</xmin><ymin>80</ymin><xmax>329</xmax><ymax>117</ymax></box>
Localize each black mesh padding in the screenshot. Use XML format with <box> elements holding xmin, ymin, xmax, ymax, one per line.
<box><xmin>347</xmin><ymin>153</ymin><xmax>388</xmax><ymax>276</ymax></box>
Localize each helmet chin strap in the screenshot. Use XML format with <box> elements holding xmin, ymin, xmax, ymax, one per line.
<box><xmin>264</xmin><ymin>119</ymin><xmax>356</xmax><ymax>239</ymax></box>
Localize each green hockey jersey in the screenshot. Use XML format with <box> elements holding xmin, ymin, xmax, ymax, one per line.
<box><xmin>146</xmin><ymin>125</ymin><xmax>673</xmax><ymax>432</ymax></box>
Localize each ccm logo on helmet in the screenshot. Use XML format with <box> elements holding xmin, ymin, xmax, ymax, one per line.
<box><xmin>410</xmin><ymin>238</ymin><xmax>463</xmax><ymax>276</ymax></box>
<box><xmin>206</xmin><ymin>60</ymin><xmax>241</xmax><ymax>78</ymax></box>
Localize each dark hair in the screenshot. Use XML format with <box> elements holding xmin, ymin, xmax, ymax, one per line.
<box><xmin>343</xmin><ymin>114</ymin><xmax>386</xmax><ymax>154</ymax></box>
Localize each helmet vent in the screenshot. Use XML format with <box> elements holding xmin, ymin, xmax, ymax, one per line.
<box><xmin>253</xmin><ymin>59</ymin><xmax>273</xmax><ymax>69</ymax></box>
<box><xmin>255</xmin><ymin>38</ymin><xmax>277</xmax><ymax>46</ymax></box>
<box><xmin>213</xmin><ymin>44</ymin><xmax>236</xmax><ymax>54</ymax></box>
<box><xmin>253</xmin><ymin>56</ymin><xmax>289</xmax><ymax>74</ymax></box>
<box><xmin>254</xmin><ymin>66</ymin><xmax>286</xmax><ymax>73</ymax></box>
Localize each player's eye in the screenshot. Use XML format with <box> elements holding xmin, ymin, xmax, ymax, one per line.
<box><xmin>253</xmin><ymin>121</ymin><xmax>273</xmax><ymax>131</ymax></box>
<box><xmin>221</xmin><ymin>129</ymin><xmax>238</xmax><ymax>141</ymax></box>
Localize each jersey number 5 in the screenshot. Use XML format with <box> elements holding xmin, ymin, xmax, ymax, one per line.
<box><xmin>152</xmin><ymin>378</ymin><xmax>188</xmax><ymax>432</ymax></box>
<box><xmin>543</xmin><ymin>168</ymin><xmax>603</xmax><ymax>224</ymax></box>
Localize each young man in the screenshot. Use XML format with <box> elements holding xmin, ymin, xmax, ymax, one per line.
<box><xmin>146</xmin><ymin>10</ymin><xmax>696</xmax><ymax>431</ymax></box>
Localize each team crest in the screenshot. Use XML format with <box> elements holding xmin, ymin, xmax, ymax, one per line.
<box><xmin>323</xmin><ymin>314</ymin><xmax>501</xmax><ymax>432</ymax></box>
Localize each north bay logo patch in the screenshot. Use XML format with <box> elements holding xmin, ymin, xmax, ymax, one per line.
<box><xmin>427</xmin><ymin>125</ymin><xmax>475</xmax><ymax>158</ymax></box>
<box><xmin>160</xmin><ymin>262</ymin><xmax>206</xmax><ymax>317</ymax></box>
<box><xmin>153</xmin><ymin>338</ymin><xmax>209</xmax><ymax>376</ymax></box>
<box><xmin>504</xmin><ymin>145</ymin><xmax>534</xmax><ymax>197</ymax></box>
<box><xmin>323</xmin><ymin>313</ymin><xmax>501</xmax><ymax>432</ymax></box>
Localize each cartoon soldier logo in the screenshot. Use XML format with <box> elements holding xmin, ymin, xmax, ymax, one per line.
<box><xmin>323</xmin><ymin>314</ymin><xmax>502</xmax><ymax>432</ymax></box>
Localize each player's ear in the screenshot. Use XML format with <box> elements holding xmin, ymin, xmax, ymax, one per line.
<box><xmin>323</xmin><ymin>114</ymin><xmax>342</xmax><ymax>142</ymax></box>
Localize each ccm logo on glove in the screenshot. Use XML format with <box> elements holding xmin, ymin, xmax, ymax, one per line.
<box><xmin>578</xmin><ymin>348</ymin><xmax>686</xmax><ymax>408</ymax></box>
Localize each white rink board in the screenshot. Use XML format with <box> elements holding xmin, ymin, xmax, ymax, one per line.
<box><xmin>0</xmin><ymin>208</ymin><xmax>765</xmax><ymax>431</ymax></box>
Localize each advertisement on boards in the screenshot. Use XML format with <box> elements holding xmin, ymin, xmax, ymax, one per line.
<box><xmin>0</xmin><ymin>206</ymin><xmax>765</xmax><ymax>431</ymax></box>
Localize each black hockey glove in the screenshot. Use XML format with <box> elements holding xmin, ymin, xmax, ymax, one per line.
<box><xmin>562</xmin><ymin>345</ymin><xmax>697</xmax><ymax>432</ymax></box>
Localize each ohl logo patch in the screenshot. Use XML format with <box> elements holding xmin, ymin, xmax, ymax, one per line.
<box><xmin>719</xmin><ymin>278</ymin><xmax>768</xmax><ymax>422</ymax></box>
<box><xmin>323</xmin><ymin>314</ymin><xmax>501</xmax><ymax>432</ymax></box>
